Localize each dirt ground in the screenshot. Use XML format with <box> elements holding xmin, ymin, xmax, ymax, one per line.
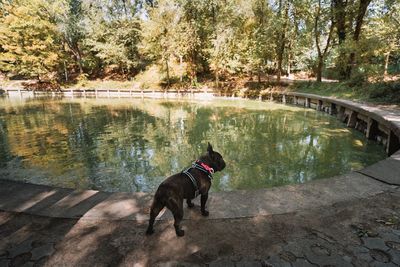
<box><xmin>0</xmin><ymin>185</ymin><xmax>400</xmax><ymax>267</ymax></box>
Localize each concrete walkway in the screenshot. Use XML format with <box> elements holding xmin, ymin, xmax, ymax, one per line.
<box><xmin>358</xmin><ymin>151</ymin><xmax>400</xmax><ymax>186</ymax></box>
<box><xmin>1</xmin><ymin>185</ymin><xmax>400</xmax><ymax>267</ymax></box>
<box><xmin>0</xmin><ymin>170</ymin><xmax>396</xmax><ymax>222</ymax></box>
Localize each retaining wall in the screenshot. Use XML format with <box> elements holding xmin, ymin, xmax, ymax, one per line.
<box><xmin>263</xmin><ymin>91</ymin><xmax>400</xmax><ymax>156</ymax></box>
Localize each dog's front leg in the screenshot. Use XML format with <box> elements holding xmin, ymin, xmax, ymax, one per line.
<box><xmin>200</xmin><ymin>193</ymin><xmax>209</xmax><ymax>216</ymax></box>
<box><xmin>186</xmin><ymin>199</ymin><xmax>195</xmax><ymax>208</ymax></box>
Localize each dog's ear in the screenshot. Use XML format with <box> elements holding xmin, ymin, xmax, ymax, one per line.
<box><xmin>207</xmin><ymin>142</ymin><xmax>214</xmax><ymax>154</ymax></box>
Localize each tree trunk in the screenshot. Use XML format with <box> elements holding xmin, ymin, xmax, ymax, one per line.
<box><xmin>353</xmin><ymin>0</ymin><xmax>371</xmax><ymax>42</ymax></box>
<box><xmin>276</xmin><ymin>25</ymin><xmax>287</xmax><ymax>83</ymax></box>
<box><xmin>215</xmin><ymin>70</ymin><xmax>219</xmax><ymax>88</ymax></box>
<box><xmin>332</xmin><ymin>0</ymin><xmax>346</xmax><ymax>44</ymax></box>
<box><xmin>65</xmin><ymin>38</ymin><xmax>83</xmax><ymax>75</ymax></box>
<box><xmin>165</xmin><ymin>58</ymin><xmax>170</xmax><ymax>87</ymax></box>
<box><xmin>277</xmin><ymin>55</ymin><xmax>283</xmax><ymax>83</ymax></box>
<box><xmin>276</xmin><ymin>0</ymin><xmax>288</xmax><ymax>83</ymax></box>
<box><xmin>190</xmin><ymin>51</ymin><xmax>197</xmax><ymax>85</ymax></box>
<box><xmin>314</xmin><ymin>0</ymin><xmax>334</xmax><ymax>83</ymax></box>
<box><xmin>179</xmin><ymin>55</ymin><xmax>183</xmax><ymax>82</ymax></box>
<box><xmin>346</xmin><ymin>52</ymin><xmax>355</xmax><ymax>79</ymax></box>
<box><xmin>316</xmin><ymin>56</ymin><xmax>323</xmax><ymax>82</ymax></box>
<box><xmin>384</xmin><ymin>51</ymin><xmax>390</xmax><ymax>77</ymax></box>
<box><xmin>332</xmin><ymin>0</ymin><xmax>347</xmax><ymax>80</ymax></box>
<box><xmin>287</xmin><ymin>52</ymin><xmax>291</xmax><ymax>79</ymax></box>
<box><xmin>74</xmin><ymin>44</ymin><xmax>84</xmax><ymax>74</ymax></box>
<box><xmin>64</xmin><ymin>60</ymin><xmax>68</xmax><ymax>82</ymax></box>
<box><xmin>345</xmin><ymin>0</ymin><xmax>371</xmax><ymax>79</ymax></box>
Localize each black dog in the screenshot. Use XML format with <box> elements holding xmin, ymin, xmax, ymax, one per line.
<box><xmin>146</xmin><ymin>143</ymin><xmax>226</xmax><ymax>237</ymax></box>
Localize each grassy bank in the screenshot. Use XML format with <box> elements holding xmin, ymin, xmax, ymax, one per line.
<box><xmin>287</xmin><ymin>81</ymin><xmax>400</xmax><ymax>105</ymax></box>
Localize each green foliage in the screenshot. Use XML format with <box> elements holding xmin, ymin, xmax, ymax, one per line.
<box><xmin>82</xmin><ymin>0</ymin><xmax>143</xmax><ymax>76</ymax></box>
<box><xmin>85</xmin><ymin>18</ymin><xmax>141</xmax><ymax>73</ymax></box>
<box><xmin>0</xmin><ymin>0</ymin><xmax>399</xmax><ymax>88</ymax></box>
<box><xmin>208</xmin><ymin>0</ymin><xmax>251</xmax><ymax>77</ymax></box>
<box><xmin>0</xmin><ymin>0</ymin><xmax>64</xmax><ymax>80</ymax></box>
<box><xmin>59</xmin><ymin>0</ymin><xmax>85</xmax><ymax>73</ymax></box>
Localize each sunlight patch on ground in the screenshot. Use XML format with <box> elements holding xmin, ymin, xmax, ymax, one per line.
<box><xmin>353</xmin><ymin>139</ymin><xmax>364</xmax><ymax>147</ymax></box>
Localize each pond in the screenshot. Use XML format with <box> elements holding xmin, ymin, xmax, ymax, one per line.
<box><xmin>0</xmin><ymin>96</ymin><xmax>387</xmax><ymax>192</ymax></box>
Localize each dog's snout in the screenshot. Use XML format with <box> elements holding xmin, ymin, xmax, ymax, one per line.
<box><xmin>221</xmin><ymin>160</ymin><xmax>226</xmax><ymax>170</ymax></box>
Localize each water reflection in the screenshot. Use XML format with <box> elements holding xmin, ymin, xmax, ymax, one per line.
<box><xmin>0</xmin><ymin>97</ymin><xmax>387</xmax><ymax>192</ymax></box>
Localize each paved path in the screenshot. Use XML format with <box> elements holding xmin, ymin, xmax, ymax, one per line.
<box><xmin>0</xmin><ymin>187</ymin><xmax>400</xmax><ymax>267</ymax></box>
<box><xmin>358</xmin><ymin>151</ymin><xmax>400</xmax><ymax>186</ymax></box>
<box><xmin>0</xmin><ymin>171</ymin><xmax>395</xmax><ymax>221</ymax></box>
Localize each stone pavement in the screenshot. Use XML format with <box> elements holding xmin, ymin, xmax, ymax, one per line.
<box><xmin>202</xmin><ymin>226</ymin><xmax>400</xmax><ymax>267</ymax></box>
<box><xmin>262</xmin><ymin>227</ymin><xmax>400</xmax><ymax>267</ymax></box>
<box><xmin>0</xmin><ymin>171</ymin><xmax>394</xmax><ymax>222</ymax></box>
<box><xmin>358</xmin><ymin>150</ymin><xmax>400</xmax><ymax>186</ymax></box>
<box><xmin>1</xmin><ymin>186</ymin><xmax>400</xmax><ymax>266</ymax></box>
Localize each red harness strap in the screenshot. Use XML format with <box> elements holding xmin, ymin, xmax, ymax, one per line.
<box><xmin>194</xmin><ymin>160</ymin><xmax>214</xmax><ymax>176</ymax></box>
<box><xmin>197</xmin><ymin>161</ymin><xmax>214</xmax><ymax>174</ymax></box>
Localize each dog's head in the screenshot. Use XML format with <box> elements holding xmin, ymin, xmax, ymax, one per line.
<box><xmin>200</xmin><ymin>142</ymin><xmax>226</xmax><ymax>172</ymax></box>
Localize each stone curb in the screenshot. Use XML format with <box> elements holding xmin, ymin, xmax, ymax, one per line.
<box><xmin>0</xmin><ymin>172</ymin><xmax>396</xmax><ymax>221</ymax></box>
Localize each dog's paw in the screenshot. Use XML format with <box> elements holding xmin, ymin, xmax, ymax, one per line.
<box><xmin>176</xmin><ymin>229</ymin><xmax>185</xmax><ymax>237</ymax></box>
<box><xmin>146</xmin><ymin>228</ymin><xmax>154</xmax><ymax>235</ymax></box>
<box><xmin>201</xmin><ymin>210</ymin><xmax>209</xmax><ymax>216</ymax></box>
<box><xmin>187</xmin><ymin>202</ymin><xmax>195</xmax><ymax>208</ymax></box>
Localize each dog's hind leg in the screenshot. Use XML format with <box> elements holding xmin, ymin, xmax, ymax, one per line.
<box><xmin>167</xmin><ymin>198</ymin><xmax>185</xmax><ymax>237</ymax></box>
<box><xmin>146</xmin><ymin>199</ymin><xmax>165</xmax><ymax>235</ymax></box>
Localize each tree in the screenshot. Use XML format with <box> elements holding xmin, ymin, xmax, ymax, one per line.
<box><xmin>275</xmin><ymin>0</ymin><xmax>290</xmax><ymax>82</ymax></box>
<box><xmin>208</xmin><ymin>0</ymin><xmax>251</xmax><ymax>84</ymax></box>
<box><xmin>84</xmin><ymin>4</ymin><xmax>142</xmax><ymax>76</ymax></box>
<box><xmin>247</xmin><ymin>0</ymin><xmax>276</xmax><ymax>82</ymax></box>
<box><xmin>346</xmin><ymin>0</ymin><xmax>372</xmax><ymax>78</ymax></box>
<box><xmin>141</xmin><ymin>0</ymin><xmax>181</xmax><ymax>85</ymax></box>
<box><xmin>0</xmin><ymin>0</ymin><xmax>398</xmax><ymax>84</ymax></box>
<box><xmin>271</xmin><ymin>0</ymin><xmax>313</xmax><ymax>82</ymax></box>
<box><xmin>313</xmin><ymin>0</ymin><xmax>334</xmax><ymax>82</ymax></box>
<box><xmin>60</xmin><ymin>0</ymin><xmax>85</xmax><ymax>74</ymax></box>
<box><xmin>0</xmin><ymin>0</ymin><xmax>64</xmax><ymax>81</ymax></box>
<box><xmin>177</xmin><ymin>0</ymin><xmax>216</xmax><ymax>84</ymax></box>
<box><xmin>332</xmin><ymin>0</ymin><xmax>372</xmax><ymax>80</ymax></box>
<box><xmin>369</xmin><ymin>0</ymin><xmax>400</xmax><ymax>77</ymax></box>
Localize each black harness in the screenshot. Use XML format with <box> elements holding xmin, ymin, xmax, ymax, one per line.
<box><xmin>182</xmin><ymin>161</ymin><xmax>214</xmax><ymax>198</ymax></box>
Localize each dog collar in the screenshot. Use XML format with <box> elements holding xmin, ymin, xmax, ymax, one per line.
<box><xmin>193</xmin><ymin>160</ymin><xmax>214</xmax><ymax>179</ymax></box>
<box><xmin>198</xmin><ymin>161</ymin><xmax>214</xmax><ymax>174</ymax></box>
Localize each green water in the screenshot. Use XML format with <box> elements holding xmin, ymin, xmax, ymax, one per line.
<box><xmin>0</xmin><ymin>97</ymin><xmax>386</xmax><ymax>192</ymax></box>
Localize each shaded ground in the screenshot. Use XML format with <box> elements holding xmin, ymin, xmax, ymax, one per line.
<box><xmin>0</xmin><ymin>186</ymin><xmax>399</xmax><ymax>267</ymax></box>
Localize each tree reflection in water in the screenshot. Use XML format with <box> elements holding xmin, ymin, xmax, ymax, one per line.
<box><xmin>0</xmin><ymin>97</ymin><xmax>386</xmax><ymax>192</ymax></box>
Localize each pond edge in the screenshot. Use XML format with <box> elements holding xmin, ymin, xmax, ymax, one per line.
<box><xmin>0</xmin><ymin>90</ymin><xmax>400</xmax><ymax>221</ymax></box>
